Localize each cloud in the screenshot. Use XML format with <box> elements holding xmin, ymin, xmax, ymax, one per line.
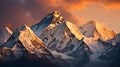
<box><xmin>100</xmin><ymin>0</ymin><xmax>120</xmax><ymax>10</ymax></box>
<box><xmin>31</xmin><ymin>0</ymin><xmax>120</xmax><ymax>25</ymax></box>
<box><xmin>0</xmin><ymin>0</ymin><xmax>85</xmax><ymax>29</ymax></box>
<box><xmin>24</xmin><ymin>0</ymin><xmax>86</xmax><ymax>25</ymax></box>
<box><xmin>0</xmin><ymin>0</ymin><xmax>120</xmax><ymax>30</ymax></box>
<box><xmin>59</xmin><ymin>0</ymin><xmax>120</xmax><ymax>10</ymax></box>
<box><xmin>54</xmin><ymin>0</ymin><xmax>120</xmax><ymax>25</ymax></box>
<box><xmin>0</xmin><ymin>0</ymin><xmax>35</xmax><ymax>29</ymax></box>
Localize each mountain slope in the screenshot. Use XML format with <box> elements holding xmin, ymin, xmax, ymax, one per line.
<box><xmin>98</xmin><ymin>39</ymin><xmax>120</xmax><ymax>67</ymax></box>
<box><xmin>2</xmin><ymin>25</ymin><xmax>68</xmax><ymax>67</ymax></box>
<box><xmin>3</xmin><ymin>25</ymin><xmax>50</xmax><ymax>55</ymax></box>
<box><xmin>39</xmin><ymin>21</ymin><xmax>90</xmax><ymax>67</ymax></box>
<box><xmin>40</xmin><ymin>21</ymin><xmax>83</xmax><ymax>49</ymax></box>
<box><xmin>0</xmin><ymin>27</ymin><xmax>12</xmax><ymax>46</ymax></box>
<box><xmin>82</xmin><ymin>37</ymin><xmax>115</xmax><ymax>67</ymax></box>
<box><xmin>79</xmin><ymin>20</ymin><xmax>116</xmax><ymax>41</ymax></box>
<box><xmin>79</xmin><ymin>21</ymin><xmax>118</xmax><ymax>66</ymax></box>
<box><xmin>84</xmin><ymin>37</ymin><xmax>112</xmax><ymax>60</ymax></box>
<box><xmin>17</xmin><ymin>25</ymin><xmax>69</xmax><ymax>67</ymax></box>
<box><xmin>31</xmin><ymin>11</ymin><xmax>64</xmax><ymax>36</ymax></box>
<box><xmin>18</xmin><ymin>25</ymin><xmax>51</xmax><ymax>56</ymax></box>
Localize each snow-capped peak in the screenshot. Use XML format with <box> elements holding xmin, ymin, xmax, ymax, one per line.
<box><xmin>52</xmin><ymin>11</ymin><xmax>61</xmax><ymax>18</ymax></box>
<box><xmin>40</xmin><ymin>21</ymin><xmax>83</xmax><ymax>42</ymax></box>
<box><xmin>3</xmin><ymin>25</ymin><xmax>29</xmax><ymax>48</ymax></box>
<box><xmin>0</xmin><ymin>27</ymin><xmax>12</xmax><ymax>46</ymax></box>
<box><xmin>4</xmin><ymin>25</ymin><xmax>48</xmax><ymax>55</ymax></box>
<box><xmin>2</xmin><ymin>25</ymin><xmax>54</xmax><ymax>62</ymax></box>
<box><xmin>31</xmin><ymin>11</ymin><xmax>64</xmax><ymax>36</ymax></box>
<box><xmin>79</xmin><ymin>20</ymin><xmax>116</xmax><ymax>40</ymax></box>
<box><xmin>18</xmin><ymin>25</ymin><xmax>47</xmax><ymax>54</ymax></box>
<box><xmin>66</xmin><ymin>21</ymin><xmax>83</xmax><ymax>40</ymax></box>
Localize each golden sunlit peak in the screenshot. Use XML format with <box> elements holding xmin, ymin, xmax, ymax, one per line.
<box><xmin>80</xmin><ymin>20</ymin><xmax>116</xmax><ymax>40</ymax></box>
<box><xmin>66</xmin><ymin>21</ymin><xmax>83</xmax><ymax>40</ymax></box>
<box><xmin>53</xmin><ymin>10</ymin><xmax>61</xmax><ymax>17</ymax></box>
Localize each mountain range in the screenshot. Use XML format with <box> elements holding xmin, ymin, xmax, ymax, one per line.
<box><xmin>0</xmin><ymin>11</ymin><xmax>120</xmax><ymax>67</ymax></box>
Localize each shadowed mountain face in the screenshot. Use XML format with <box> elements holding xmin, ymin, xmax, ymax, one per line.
<box><xmin>0</xmin><ymin>11</ymin><xmax>120</xmax><ymax>67</ymax></box>
<box><xmin>0</xmin><ymin>27</ymin><xmax>12</xmax><ymax>46</ymax></box>
<box><xmin>31</xmin><ymin>11</ymin><xmax>64</xmax><ymax>36</ymax></box>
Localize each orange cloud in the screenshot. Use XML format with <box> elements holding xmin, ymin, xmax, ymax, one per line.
<box><xmin>5</xmin><ymin>22</ymin><xmax>12</xmax><ymax>29</ymax></box>
<box><xmin>100</xmin><ymin>1</ymin><xmax>120</xmax><ymax>10</ymax></box>
<box><xmin>57</xmin><ymin>0</ymin><xmax>120</xmax><ymax>10</ymax></box>
<box><xmin>1</xmin><ymin>0</ymin><xmax>120</xmax><ymax>29</ymax></box>
<box><xmin>54</xmin><ymin>0</ymin><xmax>120</xmax><ymax>25</ymax></box>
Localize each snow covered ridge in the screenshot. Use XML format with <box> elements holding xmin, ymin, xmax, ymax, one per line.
<box><xmin>18</xmin><ymin>25</ymin><xmax>46</xmax><ymax>53</ymax></box>
<box><xmin>66</xmin><ymin>21</ymin><xmax>83</xmax><ymax>40</ymax></box>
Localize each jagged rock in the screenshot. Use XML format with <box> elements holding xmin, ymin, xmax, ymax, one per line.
<box><xmin>31</xmin><ymin>11</ymin><xmax>64</xmax><ymax>36</ymax></box>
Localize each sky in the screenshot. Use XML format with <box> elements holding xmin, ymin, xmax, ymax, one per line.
<box><xmin>0</xmin><ymin>0</ymin><xmax>120</xmax><ymax>33</ymax></box>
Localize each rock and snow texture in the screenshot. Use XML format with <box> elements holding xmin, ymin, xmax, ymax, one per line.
<box><xmin>0</xmin><ymin>25</ymin><xmax>30</xmax><ymax>61</ymax></box>
<box><xmin>3</xmin><ymin>26</ymin><xmax>24</xmax><ymax>48</ymax></box>
<box><xmin>31</xmin><ymin>11</ymin><xmax>64</xmax><ymax>36</ymax></box>
<box><xmin>1</xmin><ymin>25</ymin><xmax>68</xmax><ymax>67</ymax></box>
<box><xmin>18</xmin><ymin>25</ymin><xmax>52</xmax><ymax>57</ymax></box>
<box><xmin>79</xmin><ymin>20</ymin><xmax>116</xmax><ymax>41</ymax></box>
<box><xmin>78</xmin><ymin>20</ymin><xmax>120</xmax><ymax>67</ymax></box>
<box><xmin>18</xmin><ymin>25</ymin><xmax>45</xmax><ymax>52</ymax></box>
<box><xmin>79</xmin><ymin>21</ymin><xmax>117</xmax><ymax>65</ymax></box>
<box><xmin>40</xmin><ymin>21</ymin><xmax>83</xmax><ymax>50</ymax></box>
<box><xmin>40</xmin><ymin>21</ymin><xmax>89</xmax><ymax>67</ymax></box>
<box><xmin>0</xmin><ymin>27</ymin><xmax>12</xmax><ymax>46</ymax></box>
<box><xmin>16</xmin><ymin>25</ymin><xmax>70</xmax><ymax>67</ymax></box>
<box><xmin>0</xmin><ymin>25</ymin><xmax>54</xmax><ymax>64</ymax></box>
<box><xmin>84</xmin><ymin>38</ymin><xmax>112</xmax><ymax>61</ymax></box>
<box><xmin>4</xmin><ymin>25</ymin><xmax>52</xmax><ymax>57</ymax></box>
<box><xmin>78</xmin><ymin>21</ymin><xmax>120</xmax><ymax>67</ymax></box>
